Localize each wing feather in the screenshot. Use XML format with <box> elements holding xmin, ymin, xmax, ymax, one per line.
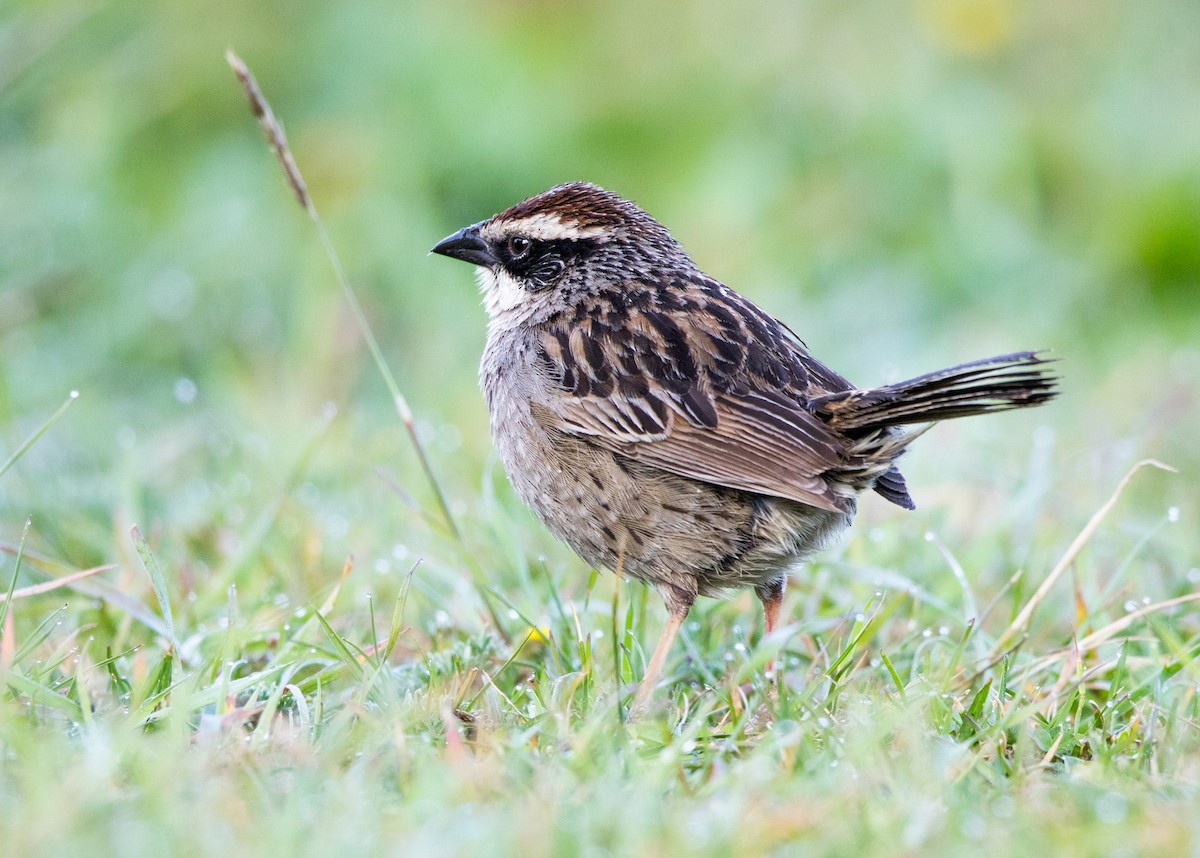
<box><xmin>533</xmin><ymin>275</ymin><xmax>855</xmax><ymax>513</ymax></box>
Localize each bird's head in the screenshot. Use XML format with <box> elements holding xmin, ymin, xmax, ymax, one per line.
<box><xmin>432</xmin><ymin>182</ymin><xmax>690</xmax><ymax>324</ymax></box>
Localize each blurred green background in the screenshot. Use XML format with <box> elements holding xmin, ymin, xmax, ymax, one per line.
<box><xmin>2</xmin><ymin>0</ymin><xmax>1197</xmax><ymax>608</ymax></box>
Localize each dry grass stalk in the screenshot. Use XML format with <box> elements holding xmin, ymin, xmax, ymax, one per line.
<box><xmin>226</xmin><ymin>50</ymin><xmax>309</xmax><ymax>210</ymax></box>
<box><xmin>223</xmin><ymin>49</ymin><xmax>464</xmax><ymax>546</ymax></box>
<box><xmin>994</xmin><ymin>458</ymin><xmax>1176</xmax><ymax>653</ymax></box>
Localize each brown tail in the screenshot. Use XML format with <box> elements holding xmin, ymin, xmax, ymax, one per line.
<box><xmin>812</xmin><ymin>351</ymin><xmax>1059</xmax><ymax>433</ymax></box>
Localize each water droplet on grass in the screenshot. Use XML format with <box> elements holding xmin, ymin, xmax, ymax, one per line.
<box><xmin>173</xmin><ymin>377</ymin><xmax>197</xmax><ymax>404</ymax></box>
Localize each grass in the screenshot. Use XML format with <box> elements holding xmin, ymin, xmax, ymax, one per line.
<box><xmin>3</xmin><ymin>1</ymin><xmax>1199</xmax><ymax>854</ymax></box>
<box><xmin>0</xmin><ymin>434</ymin><xmax>1196</xmax><ymax>856</ymax></box>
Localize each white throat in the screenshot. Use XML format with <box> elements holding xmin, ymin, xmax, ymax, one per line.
<box><xmin>477</xmin><ymin>267</ymin><xmax>526</xmax><ymax>318</ymax></box>
<box><xmin>476</xmin><ymin>266</ymin><xmax>559</xmax><ymax>332</ymax></box>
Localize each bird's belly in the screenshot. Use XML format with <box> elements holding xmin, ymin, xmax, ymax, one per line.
<box><xmin>487</xmin><ymin>397</ymin><xmax>852</xmax><ymax>598</ymax></box>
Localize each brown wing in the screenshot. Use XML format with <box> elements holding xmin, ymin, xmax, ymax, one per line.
<box><xmin>531</xmin><ymin>274</ymin><xmax>858</xmax><ymax>514</ymax></box>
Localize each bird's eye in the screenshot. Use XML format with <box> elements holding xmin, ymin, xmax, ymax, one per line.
<box><xmin>507</xmin><ymin>236</ymin><xmax>532</xmax><ymax>259</ymax></box>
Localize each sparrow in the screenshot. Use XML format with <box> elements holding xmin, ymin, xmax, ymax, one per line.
<box><xmin>432</xmin><ymin>182</ymin><xmax>1057</xmax><ymax>709</ymax></box>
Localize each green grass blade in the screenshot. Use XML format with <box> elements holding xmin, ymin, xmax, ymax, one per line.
<box><xmin>0</xmin><ymin>516</ymin><xmax>30</xmax><ymax>639</ymax></box>
<box><xmin>0</xmin><ymin>391</ymin><xmax>78</xmax><ymax>481</ymax></box>
<box><xmin>129</xmin><ymin>525</ymin><xmax>177</xmax><ymax>651</ymax></box>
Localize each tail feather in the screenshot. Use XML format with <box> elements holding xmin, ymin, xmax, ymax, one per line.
<box><xmin>873</xmin><ymin>465</ymin><xmax>916</xmax><ymax>510</ymax></box>
<box><xmin>814</xmin><ymin>351</ymin><xmax>1059</xmax><ymax>433</ymax></box>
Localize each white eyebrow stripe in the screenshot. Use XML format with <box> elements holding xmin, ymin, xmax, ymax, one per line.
<box><xmin>494</xmin><ymin>213</ymin><xmax>610</xmax><ymax>241</ymax></box>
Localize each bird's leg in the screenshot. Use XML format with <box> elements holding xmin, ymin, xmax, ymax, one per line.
<box><xmin>757</xmin><ymin>578</ymin><xmax>786</xmax><ymax>680</ymax></box>
<box><xmin>632</xmin><ymin>592</ymin><xmax>692</xmax><ymax>713</ymax></box>
<box><xmin>758</xmin><ymin>577</ymin><xmax>786</xmax><ymax>635</ymax></box>
<box><xmin>632</xmin><ymin>610</ymin><xmax>686</xmax><ymax>712</ymax></box>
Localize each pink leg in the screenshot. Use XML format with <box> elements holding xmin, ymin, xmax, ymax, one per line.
<box><xmin>632</xmin><ymin>607</ymin><xmax>688</xmax><ymax>713</ymax></box>
<box><xmin>758</xmin><ymin>579</ymin><xmax>786</xmax><ymax>679</ymax></box>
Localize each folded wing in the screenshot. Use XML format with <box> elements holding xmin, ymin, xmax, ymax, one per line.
<box><xmin>531</xmin><ymin>276</ymin><xmax>858</xmax><ymax>514</ymax></box>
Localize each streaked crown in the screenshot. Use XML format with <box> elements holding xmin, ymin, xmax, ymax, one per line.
<box><xmin>482</xmin><ymin>182</ymin><xmax>667</xmax><ymax>244</ymax></box>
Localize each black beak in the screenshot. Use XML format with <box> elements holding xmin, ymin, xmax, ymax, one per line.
<box><xmin>430</xmin><ymin>223</ymin><xmax>498</xmax><ymax>267</ymax></box>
